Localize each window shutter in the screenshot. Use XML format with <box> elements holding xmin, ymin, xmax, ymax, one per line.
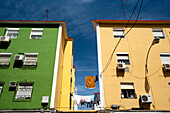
<box><xmin>114</xmin><ymin>31</ymin><xmax>124</xmax><ymax>36</ymax></box>
<box><xmin>120</xmin><ymin>83</ymin><xmax>134</xmax><ymax>89</ymax></box>
<box><xmin>7</xmin><ymin>30</ymin><xmax>19</xmax><ymax>34</ymax></box>
<box><xmin>117</xmin><ymin>55</ymin><xmax>129</xmax><ymax>60</ymax></box>
<box><xmin>153</xmin><ymin>31</ymin><xmax>164</xmax><ymax>37</ymax></box>
<box><xmin>113</xmin><ymin>28</ymin><xmax>124</xmax><ymax>37</ymax></box>
<box><xmin>31</xmin><ymin>31</ymin><xmax>43</xmax><ymax>35</ymax></box>
<box><xmin>160</xmin><ymin>54</ymin><xmax>170</xmax><ymax>64</ymax></box>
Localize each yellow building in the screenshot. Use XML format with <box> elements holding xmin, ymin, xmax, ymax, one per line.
<box><xmin>92</xmin><ymin>20</ymin><xmax>170</xmax><ymax>111</ymax></box>
<box><xmin>53</xmin><ymin>37</ymin><xmax>75</xmax><ymax>111</ymax></box>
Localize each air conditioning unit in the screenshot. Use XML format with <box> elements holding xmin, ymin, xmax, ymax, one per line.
<box><xmin>0</xmin><ymin>36</ymin><xmax>10</xmax><ymax>42</ymax></box>
<box><xmin>9</xmin><ymin>82</ymin><xmax>17</xmax><ymax>91</ymax></box>
<box><xmin>42</xmin><ymin>96</ymin><xmax>49</xmax><ymax>105</ymax></box>
<box><xmin>111</xmin><ymin>104</ymin><xmax>119</xmax><ymax>109</ymax></box>
<box><xmin>163</xmin><ymin>64</ymin><xmax>170</xmax><ymax>71</ymax></box>
<box><xmin>117</xmin><ymin>62</ymin><xmax>126</xmax><ymax>70</ymax></box>
<box><xmin>14</xmin><ymin>55</ymin><xmax>24</xmax><ymax>61</ymax></box>
<box><xmin>140</xmin><ymin>95</ymin><xmax>152</xmax><ymax>104</ymax></box>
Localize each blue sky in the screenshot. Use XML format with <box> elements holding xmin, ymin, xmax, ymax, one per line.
<box><xmin>0</xmin><ymin>0</ymin><xmax>170</xmax><ymax>95</ymax></box>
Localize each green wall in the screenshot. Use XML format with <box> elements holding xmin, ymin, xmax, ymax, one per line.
<box><xmin>0</xmin><ymin>27</ymin><xmax>58</xmax><ymax>109</ymax></box>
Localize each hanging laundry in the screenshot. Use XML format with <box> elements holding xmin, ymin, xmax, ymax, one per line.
<box><xmin>95</xmin><ymin>75</ymin><xmax>98</xmax><ymax>82</ymax></box>
<box><xmin>85</xmin><ymin>76</ymin><xmax>95</xmax><ymax>89</ymax></box>
<box><xmin>73</xmin><ymin>94</ymin><xmax>100</xmax><ymax>110</ymax></box>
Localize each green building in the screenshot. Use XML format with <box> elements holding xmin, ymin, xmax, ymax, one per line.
<box><xmin>0</xmin><ymin>20</ymin><xmax>75</xmax><ymax>111</ymax></box>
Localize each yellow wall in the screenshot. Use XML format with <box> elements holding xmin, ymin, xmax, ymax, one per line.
<box><xmin>99</xmin><ymin>23</ymin><xmax>170</xmax><ymax>110</ymax></box>
<box><xmin>54</xmin><ymin>26</ymin><xmax>74</xmax><ymax>111</ymax></box>
<box><xmin>54</xmin><ymin>30</ymin><xmax>65</xmax><ymax>110</ymax></box>
<box><xmin>59</xmin><ymin>39</ymin><xmax>73</xmax><ymax>111</ymax></box>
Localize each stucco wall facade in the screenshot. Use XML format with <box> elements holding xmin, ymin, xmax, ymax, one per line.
<box><xmin>98</xmin><ymin>22</ymin><xmax>170</xmax><ymax>110</ymax></box>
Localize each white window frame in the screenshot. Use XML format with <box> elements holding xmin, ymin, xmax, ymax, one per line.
<box><xmin>113</xmin><ymin>28</ymin><xmax>125</xmax><ymax>38</ymax></box>
<box><xmin>5</xmin><ymin>28</ymin><xmax>19</xmax><ymax>39</ymax></box>
<box><xmin>30</xmin><ymin>28</ymin><xmax>43</xmax><ymax>39</ymax></box>
<box><xmin>159</xmin><ymin>53</ymin><xmax>170</xmax><ymax>64</ymax></box>
<box><xmin>152</xmin><ymin>28</ymin><xmax>165</xmax><ymax>39</ymax></box>
<box><xmin>116</xmin><ymin>52</ymin><xmax>130</xmax><ymax>65</ymax></box>
<box><xmin>0</xmin><ymin>53</ymin><xmax>12</xmax><ymax>65</ymax></box>
<box><xmin>168</xmin><ymin>82</ymin><xmax>170</xmax><ymax>88</ymax></box>
<box><xmin>120</xmin><ymin>82</ymin><xmax>136</xmax><ymax>98</ymax></box>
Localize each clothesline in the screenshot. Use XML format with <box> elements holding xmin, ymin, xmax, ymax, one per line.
<box><xmin>73</xmin><ymin>93</ymin><xmax>100</xmax><ymax>110</ymax></box>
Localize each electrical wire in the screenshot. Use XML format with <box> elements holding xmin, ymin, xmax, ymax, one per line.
<box><xmin>100</xmin><ymin>0</ymin><xmax>143</xmax><ymax>75</ymax></box>
<box><xmin>120</xmin><ymin>0</ymin><xmax>127</xmax><ymax>20</ymax></box>
<box><xmin>124</xmin><ymin>0</ymin><xmax>140</xmax><ymax>29</ymax></box>
<box><xmin>100</xmin><ymin>0</ymin><xmax>144</xmax><ymax>110</ymax></box>
<box><xmin>124</xmin><ymin>0</ymin><xmax>143</xmax><ymax>36</ymax></box>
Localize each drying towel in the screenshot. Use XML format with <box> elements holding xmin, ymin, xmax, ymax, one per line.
<box><xmin>85</xmin><ymin>76</ymin><xmax>95</xmax><ymax>89</ymax></box>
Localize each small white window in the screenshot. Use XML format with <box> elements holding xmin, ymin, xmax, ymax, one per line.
<box><xmin>160</xmin><ymin>53</ymin><xmax>170</xmax><ymax>64</ymax></box>
<box><xmin>117</xmin><ymin>52</ymin><xmax>130</xmax><ymax>65</ymax></box>
<box><xmin>15</xmin><ymin>82</ymin><xmax>33</xmax><ymax>99</ymax></box>
<box><xmin>30</xmin><ymin>28</ymin><xmax>43</xmax><ymax>39</ymax></box>
<box><xmin>23</xmin><ymin>53</ymin><xmax>38</xmax><ymax>66</ymax></box>
<box><xmin>0</xmin><ymin>53</ymin><xmax>12</xmax><ymax>65</ymax></box>
<box><xmin>168</xmin><ymin>83</ymin><xmax>170</xmax><ymax>88</ymax></box>
<box><xmin>5</xmin><ymin>28</ymin><xmax>19</xmax><ymax>39</ymax></box>
<box><xmin>120</xmin><ymin>82</ymin><xmax>136</xmax><ymax>98</ymax></box>
<box><xmin>152</xmin><ymin>29</ymin><xmax>165</xmax><ymax>39</ymax></box>
<box><xmin>113</xmin><ymin>28</ymin><xmax>125</xmax><ymax>38</ymax></box>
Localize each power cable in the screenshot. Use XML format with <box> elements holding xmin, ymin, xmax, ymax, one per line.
<box><xmin>145</xmin><ymin>39</ymin><xmax>158</xmax><ymax>109</ymax></box>
<box><xmin>124</xmin><ymin>0</ymin><xmax>140</xmax><ymax>29</ymax></box>
<box><xmin>124</xmin><ymin>0</ymin><xmax>143</xmax><ymax>36</ymax></box>
<box><xmin>119</xmin><ymin>0</ymin><xmax>127</xmax><ymax>20</ymax></box>
<box><xmin>100</xmin><ymin>0</ymin><xmax>144</xmax><ymax>110</ymax></box>
<box><xmin>100</xmin><ymin>0</ymin><xmax>143</xmax><ymax>75</ymax></box>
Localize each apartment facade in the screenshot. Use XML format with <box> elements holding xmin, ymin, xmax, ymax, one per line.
<box><xmin>0</xmin><ymin>20</ymin><xmax>75</xmax><ymax>111</ymax></box>
<box><xmin>92</xmin><ymin>20</ymin><xmax>170</xmax><ymax>111</ymax></box>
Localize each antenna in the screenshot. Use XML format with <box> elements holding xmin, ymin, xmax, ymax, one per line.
<box><xmin>45</xmin><ymin>9</ymin><xmax>49</xmax><ymax>20</ymax></box>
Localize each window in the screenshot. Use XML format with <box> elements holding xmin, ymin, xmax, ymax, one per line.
<box><xmin>152</xmin><ymin>29</ymin><xmax>165</xmax><ymax>39</ymax></box>
<box><xmin>5</xmin><ymin>28</ymin><xmax>19</xmax><ymax>39</ymax></box>
<box><xmin>23</xmin><ymin>53</ymin><xmax>38</xmax><ymax>66</ymax></box>
<box><xmin>113</xmin><ymin>28</ymin><xmax>125</xmax><ymax>38</ymax></box>
<box><xmin>30</xmin><ymin>28</ymin><xmax>43</xmax><ymax>39</ymax></box>
<box><xmin>168</xmin><ymin>82</ymin><xmax>170</xmax><ymax>88</ymax></box>
<box><xmin>15</xmin><ymin>82</ymin><xmax>33</xmax><ymax>99</ymax></box>
<box><xmin>0</xmin><ymin>53</ymin><xmax>12</xmax><ymax>65</ymax></box>
<box><xmin>160</xmin><ymin>53</ymin><xmax>170</xmax><ymax>64</ymax></box>
<box><xmin>117</xmin><ymin>52</ymin><xmax>130</xmax><ymax>65</ymax></box>
<box><xmin>120</xmin><ymin>82</ymin><xmax>136</xmax><ymax>98</ymax></box>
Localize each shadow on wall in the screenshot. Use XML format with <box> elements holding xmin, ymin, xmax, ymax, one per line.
<box><xmin>116</xmin><ymin>67</ymin><xmax>125</xmax><ymax>77</ymax></box>
<box><xmin>139</xmin><ymin>102</ymin><xmax>151</xmax><ymax>110</ymax></box>
<box><xmin>145</xmin><ymin>77</ymin><xmax>149</xmax><ymax>93</ymax></box>
<box><xmin>0</xmin><ymin>41</ymin><xmax>11</xmax><ymax>49</ymax></box>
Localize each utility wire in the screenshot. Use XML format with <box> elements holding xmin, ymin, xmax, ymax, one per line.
<box><xmin>101</xmin><ymin>0</ymin><xmax>144</xmax><ymax>109</ymax></box>
<box><xmin>124</xmin><ymin>0</ymin><xmax>143</xmax><ymax>36</ymax></box>
<box><xmin>124</xmin><ymin>0</ymin><xmax>140</xmax><ymax>28</ymax></box>
<box><xmin>119</xmin><ymin>0</ymin><xmax>127</xmax><ymax>20</ymax></box>
<box><xmin>100</xmin><ymin>0</ymin><xmax>143</xmax><ymax>75</ymax></box>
